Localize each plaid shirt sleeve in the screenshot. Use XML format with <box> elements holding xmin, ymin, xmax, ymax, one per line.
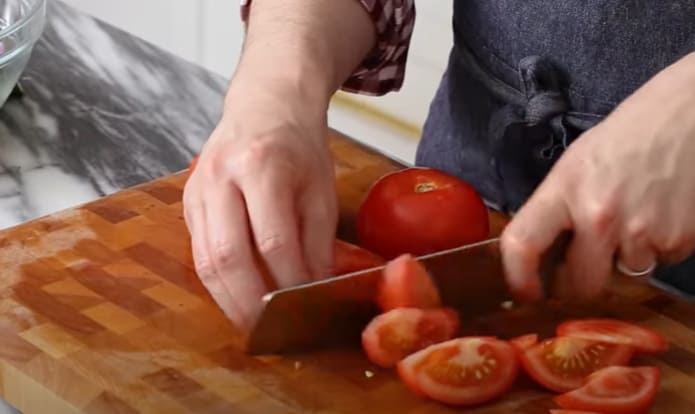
<box><xmin>239</xmin><ymin>0</ymin><xmax>415</xmax><ymax>96</ymax></box>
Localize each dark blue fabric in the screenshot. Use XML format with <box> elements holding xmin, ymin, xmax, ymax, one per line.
<box><xmin>415</xmin><ymin>1</ymin><xmax>695</xmax><ymax>296</ymax></box>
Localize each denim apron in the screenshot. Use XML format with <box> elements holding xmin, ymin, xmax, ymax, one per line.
<box><xmin>415</xmin><ymin>1</ymin><xmax>695</xmax><ymax>297</ymax></box>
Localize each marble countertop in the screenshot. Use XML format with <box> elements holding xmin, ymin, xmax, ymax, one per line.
<box><xmin>0</xmin><ymin>0</ymin><xmax>227</xmax><ymax>230</ymax></box>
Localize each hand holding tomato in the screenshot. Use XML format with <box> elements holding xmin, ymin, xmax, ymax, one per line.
<box><xmin>501</xmin><ymin>51</ymin><xmax>695</xmax><ymax>302</ymax></box>
<box><xmin>183</xmin><ymin>80</ymin><xmax>339</xmax><ymax>331</ymax></box>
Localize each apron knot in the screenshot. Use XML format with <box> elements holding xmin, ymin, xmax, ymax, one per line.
<box><xmin>519</xmin><ymin>56</ymin><xmax>569</xmax><ymax>125</ymax></box>
<box><xmin>488</xmin><ymin>55</ymin><xmax>600</xmax><ymax>211</ymax></box>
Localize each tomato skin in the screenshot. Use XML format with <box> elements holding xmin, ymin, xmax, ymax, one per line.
<box><xmin>332</xmin><ymin>239</ymin><xmax>385</xmax><ymax>275</ymax></box>
<box><xmin>554</xmin><ymin>366</ymin><xmax>660</xmax><ymax>414</ymax></box>
<box><xmin>519</xmin><ymin>336</ymin><xmax>635</xmax><ymax>393</ymax></box>
<box><xmin>357</xmin><ymin>167</ymin><xmax>490</xmax><ymax>259</ymax></box>
<box><xmin>510</xmin><ymin>333</ymin><xmax>539</xmax><ymax>353</ymax></box>
<box><xmin>397</xmin><ymin>336</ymin><xmax>519</xmax><ymax>406</ymax></box>
<box><xmin>377</xmin><ymin>254</ymin><xmax>442</xmax><ymax>311</ymax></box>
<box><xmin>556</xmin><ymin>318</ymin><xmax>668</xmax><ymax>354</ymax></box>
<box><xmin>361</xmin><ymin>308</ymin><xmax>460</xmax><ymax>367</ymax></box>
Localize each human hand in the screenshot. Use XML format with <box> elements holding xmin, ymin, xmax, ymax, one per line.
<box><xmin>501</xmin><ymin>52</ymin><xmax>695</xmax><ymax>302</ymax></box>
<box><xmin>183</xmin><ymin>81</ymin><xmax>338</xmax><ymax>330</ymax></box>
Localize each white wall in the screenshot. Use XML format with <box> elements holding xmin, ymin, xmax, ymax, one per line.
<box><xmin>60</xmin><ymin>0</ymin><xmax>453</xmax><ymax>162</ymax></box>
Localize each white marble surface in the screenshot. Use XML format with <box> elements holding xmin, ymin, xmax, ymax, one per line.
<box><xmin>0</xmin><ymin>0</ymin><xmax>226</xmax><ymax>232</ymax></box>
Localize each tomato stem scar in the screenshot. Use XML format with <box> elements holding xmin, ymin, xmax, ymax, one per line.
<box><xmin>415</xmin><ymin>182</ymin><xmax>436</xmax><ymax>193</ymax></box>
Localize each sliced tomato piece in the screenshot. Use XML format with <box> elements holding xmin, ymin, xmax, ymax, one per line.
<box><xmin>377</xmin><ymin>253</ymin><xmax>442</xmax><ymax>311</ymax></box>
<box><xmin>510</xmin><ymin>333</ymin><xmax>538</xmax><ymax>352</ymax></box>
<box><xmin>520</xmin><ymin>336</ymin><xmax>634</xmax><ymax>393</ymax></box>
<box><xmin>554</xmin><ymin>366</ymin><xmax>660</xmax><ymax>414</ymax></box>
<box><xmin>362</xmin><ymin>307</ymin><xmax>460</xmax><ymax>367</ymax></box>
<box><xmin>332</xmin><ymin>239</ymin><xmax>385</xmax><ymax>275</ymax></box>
<box><xmin>557</xmin><ymin>318</ymin><xmax>668</xmax><ymax>354</ymax></box>
<box><xmin>397</xmin><ymin>336</ymin><xmax>519</xmax><ymax>406</ymax></box>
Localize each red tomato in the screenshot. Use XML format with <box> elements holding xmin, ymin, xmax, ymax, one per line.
<box><xmin>519</xmin><ymin>336</ymin><xmax>634</xmax><ymax>393</ymax></box>
<box><xmin>361</xmin><ymin>307</ymin><xmax>460</xmax><ymax>368</ymax></box>
<box><xmin>377</xmin><ymin>253</ymin><xmax>442</xmax><ymax>311</ymax></box>
<box><xmin>556</xmin><ymin>318</ymin><xmax>668</xmax><ymax>354</ymax></box>
<box><xmin>357</xmin><ymin>167</ymin><xmax>490</xmax><ymax>259</ymax></box>
<box><xmin>554</xmin><ymin>366</ymin><xmax>660</xmax><ymax>414</ymax></box>
<box><xmin>397</xmin><ymin>336</ymin><xmax>519</xmax><ymax>406</ymax></box>
<box><xmin>332</xmin><ymin>239</ymin><xmax>385</xmax><ymax>275</ymax></box>
<box><xmin>510</xmin><ymin>333</ymin><xmax>539</xmax><ymax>352</ymax></box>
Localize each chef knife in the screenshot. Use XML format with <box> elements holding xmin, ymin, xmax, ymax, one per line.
<box><xmin>244</xmin><ymin>233</ymin><xmax>571</xmax><ymax>355</ymax></box>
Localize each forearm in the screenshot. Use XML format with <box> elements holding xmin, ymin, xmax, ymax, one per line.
<box><xmin>229</xmin><ymin>0</ymin><xmax>376</xmax><ymax>110</ymax></box>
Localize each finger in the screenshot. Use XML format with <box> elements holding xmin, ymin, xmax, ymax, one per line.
<box><xmin>562</xmin><ymin>224</ymin><xmax>616</xmax><ymax>300</ymax></box>
<box><xmin>300</xmin><ymin>188</ymin><xmax>338</xmax><ymax>281</ymax></box>
<box><xmin>501</xmin><ymin>188</ymin><xmax>572</xmax><ymax>303</ymax></box>
<box><xmin>656</xmin><ymin>231</ymin><xmax>695</xmax><ymax>265</ymax></box>
<box><xmin>241</xmin><ymin>173</ymin><xmax>310</xmax><ymax>289</ymax></box>
<box><xmin>183</xmin><ymin>185</ymin><xmax>245</xmax><ymax>327</ymax></box>
<box><xmin>205</xmin><ymin>183</ymin><xmax>268</xmax><ymax>331</ymax></box>
<box><xmin>661</xmin><ymin>245</ymin><xmax>694</xmax><ymax>265</ymax></box>
<box><xmin>616</xmin><ymin>233</ymin><xmax>657</xmax><ymax>277</ymax></box>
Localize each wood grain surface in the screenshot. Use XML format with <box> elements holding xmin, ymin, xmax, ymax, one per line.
<box><xmin>0</xmin><ymin>131</ymin><xmax>693</xmax><ymax>413</ymax></box>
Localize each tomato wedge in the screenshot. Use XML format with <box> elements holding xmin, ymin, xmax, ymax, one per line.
<box><xmin>377</xmin><ymin>254</ymin><xmax>442</xmax><ymax>311</ymax></box>
<box><xmin>554</xmin><ymin>366</ymin><xmax>660</xmax><ymax>414</ymax></box>
<box><xmin>519</xmin><ymin>336</ymin><xmax>634</xmax><ymax>393</ymax></box>
<box><xmin>361</xmin><ymin>307</ymin><xmax>460</xmax><ymax>367</ymax></box>
<box><xmin>397</xmin><ymin>336</ymin><xmax>519</xmax><ymax>406</ymax></box>
<box><xmin>332</xmin><ymin>239</ymin><xmax>385</xmax><ymax>275</ymax></box>
<box><xmin>557</xmin><ymin>318</ymin><xmax>668</xmax><ymax>354</ymax></box>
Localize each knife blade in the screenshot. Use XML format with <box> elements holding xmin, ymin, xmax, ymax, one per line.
<box><xmin>244</xmin><ymin>232</ymin><xmax>571</xmax><ymax>355</ymax></box>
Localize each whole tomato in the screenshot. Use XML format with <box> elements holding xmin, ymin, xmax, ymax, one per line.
<box><xmin>357</xmin><ymin>167</ymin><xmax>489</xmax><ymax>259</ymax></box>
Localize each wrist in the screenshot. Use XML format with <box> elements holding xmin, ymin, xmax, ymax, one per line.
<box><xmin>226</xmin><ymin>44</ymin><xmax>337</xmax><ymax>112</ymax></box>
<box><xmin>218</xmin><ymin>55</ymin><xmax>330</xmax><ymax>144</ymax></box>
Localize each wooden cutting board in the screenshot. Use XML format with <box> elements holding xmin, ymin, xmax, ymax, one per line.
<box><xmin>0</xmin><ymin>130</ymin><xmax>693</xmax><ymax>414</ymax></box>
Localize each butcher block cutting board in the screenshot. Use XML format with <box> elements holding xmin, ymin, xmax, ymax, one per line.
<box><xmin>0</xmin><ymin>130</ymin><xmax>694</xmax><ymax>414</ymax></box>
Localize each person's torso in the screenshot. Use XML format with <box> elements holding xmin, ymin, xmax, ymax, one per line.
<box><xmin>416</xmin><ymin>0</ymin><xmax>695</xmax><ymax>213</ymax></box>
<box><xmin>453</xmin><ymin>0</ymin><xmax>695</xmax><ymax>113</ymax></box>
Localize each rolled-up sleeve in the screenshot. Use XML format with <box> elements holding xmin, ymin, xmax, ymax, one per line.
<box><xmin>240</xmin><ymin>0</ymin><xmax>416</xmax><ymax>96</ymax></box>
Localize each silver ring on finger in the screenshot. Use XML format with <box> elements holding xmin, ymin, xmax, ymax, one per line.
<box><xmin>616</xmin><ymin>259</ymin><xmax>657</xmax><ymax>277</ymax></box>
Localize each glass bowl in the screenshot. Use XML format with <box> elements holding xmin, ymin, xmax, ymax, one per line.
<box><xmin>0</xmin><ymin>0</ymin><xmax>45</xmax><ymax>107</ymax></box>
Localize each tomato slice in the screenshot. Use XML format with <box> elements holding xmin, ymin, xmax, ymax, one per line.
<box><xmin>520</xmin><ymin>336</ymin><xmax>634</xmax><ymax>393</ymax></box>
<box><xmin>377</xmin><ymin>254</ymin><xmax>442</xmax><ymax>311</ymax></box>
<box><xmin>397</xmin><ymin>336</ymin><xmax>519</xmax><ymax>406</ymax></box>
<box><xmin>332</xmin><ymin>239</ymin><xmax>385</xmax><ymax>275</ymax></box>
<box><xmin>554</xmin><ymin>366</ymin><xmax>660</xmax><ymax>414</ymax></box>
<box><xmin>361</xmin><ymin>307</ymin><xmax>460</xmax><ymax>367</ymax></box>
<box><xmin>510</xmin><ymin>333</ymin><xmax>539</xmax><ymax>352</ymax></box>
<box><xmin>556</xmin><ymin>318</ymin><xmax>668</xmax><ymax>354</ymax></box>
